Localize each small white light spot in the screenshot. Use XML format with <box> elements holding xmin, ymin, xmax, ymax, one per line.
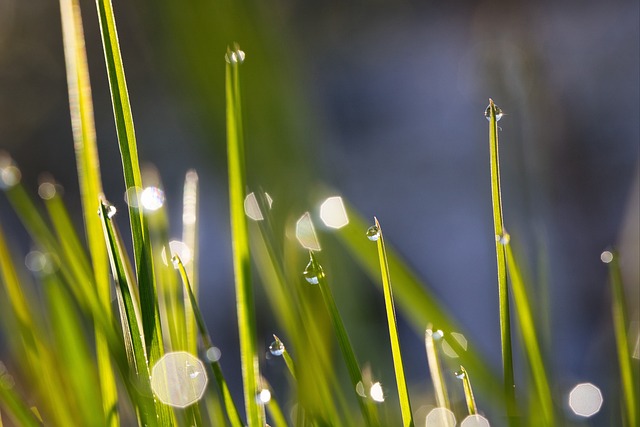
<box><xmin>244</xmin><ymin>192</ymin><xmax>264</xmax><ymax>221</ymax></box>
<box><xmin>161</xmin><ymin>241</ymin><xmax>192</xmax><ymax>267</ymax></box>
<box><xmin>205</xmin><ymin>347</ymin><xmax>221</xmax><ymax>362</ymax></box>
<box><xmin>426</xmin><ymin>407</ymin><xmax>456</xmax><ymax>427</ymax></box>
<box><xmin>38</xmin><ymin>182</ymin><xmax>58</xmax><ymax>200</ymax></box>
<box><xmin>442</xmin><ymin>332</ymin><xmax>468</xmax><ymax>358</ymax></box>
<box><xmin>296</xmin><ymin>212</ymin><xmax>321</xmax><ymax>251</ymax></box>
<box><xmin>257</xmin><ymin>389</ymin><xmax>271</xmax><ymax>404</ymax></box>
<box><xmin>0</xmin><ymin>165</ymin><xmax>21</xmax><ymax>189</ymax></box>
<box><xmin>140</xmin><ymin>187</ymin><xmax>165</xmax><ymax>212</ymax></box>
<box><xmin>461</xmin><ymin>414</ymin><xmax>490</xmax><ymax>427</ymax></box>
<box><xmin>369</xmin><ymin>382</ymin><xmax>385</xmax><ymax>403</ymax></box>
<box><xmin>150</xmin><ymin>352</ymin><xmax>207</xmax><ymax>408</ymax></box>
<box><xmin>569</xmin><ymin>382</ymin><xmax>603</xmax><ymax>417</ymax></box>
<box><xmin>600</xmin><ymin>251</ymin><xmax>613</xmax><ymax>264</ymax></box>
<box><xmin>320</xmin><ymin>196</ymin><xmax>349</xmax><ymax>229</ymax></box>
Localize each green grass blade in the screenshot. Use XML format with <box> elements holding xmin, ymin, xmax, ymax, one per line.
<box><xmin>58</xmin><ymin>0</ymin><xmax>118</xmax><ymax>419</ymax></box>
<box><xmin>371</xmin><ymin>219</ymin><xmax>414</xmax><ymax>427</ymax></box>
<box><xmin>225</xmin><ymin>46</ymin><xmax>262</xmax><ymax>427</ymax></box>
<box><xmin>504</xmin><ymin>241</ymin><xmax>554</xmax><ymax>425</ymax></box>
<box><xmin>607</xmin><ymin>250</ymin><xmax>638</xmax><ymax>427</ymax></box>
<box><xmin>272</xmin><ymin>335</ymin><xmax>297</xmax><ymax>380</ymax></box>
<box><xmin>455</xmin><ymin>366</ymin><xmax>477</xmax><ymax>415</ymax></box>
<box><xmin>260</xmin><ymin>379</ymin><xmax>288</xmax><ymax>427</ymax></box>
<box><xmin>424</xmin><ymin>327</ymin><xmax>450</xmax><ymax>410</ymax></box>
<box><xmin>174</xmin><ymin>255</ymin><xmax>244</xmax><ymax>427</ymax></box>
<box><xmin>486</xmin><ymin>99</ymin><xmax>516</xmax><ymax>419</ymax></box>
<box><xmin>307</xmin><ymin>252</ymin><xmax>378</xmax><ymax>426</ymax></box>
<box><xmin>182</xmin><ymin>170</ymin><xmax>200</xmax><ymax>355</ymax></box>
<box><xmin>0</xmin><ymin>382</ymin><xmax>42</xmax><ymax>427</ymax></box>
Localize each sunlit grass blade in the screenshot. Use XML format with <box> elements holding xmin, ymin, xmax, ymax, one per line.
<box><xmin>272</xmin><ymin>335</ymin><xmax>297</xmax><ymax>380</ymax></box>
<box><xmin>425</xmin><ymin>327</ymin><xmax>450</xmax><ymax>410</ymax></box>
<box><xmin>173</xmin><ymin>255</ymin><xmax>244</xmax><ymax>427</ymax></box>
<box><xmin>504</xmin><ymin>240</ymin><xmax>554</xmax><ymax>425</ymax></box>
<box><xmin>370</xmin><ymin>218</ymin><xmax>413</xmax><ymax>427</ymax></box>
<box><xmin>0</xmin><ymin>381</ymin><xmax>42</xmax><ymax>427</ymax></box>
<box><xmin>606</xmin><ymin>250</ymin><xmax>638</xmax><ymax>427</ymax></box>
<box><xmin>486</xmin><ymin>99</ymin><xmax>516</xmax><ymax>420</ymax></box>
<box><xmin>182</xmin><ymin>170</ymin><xmax>199</xmax><ymax>355</ymax></box>
<box><xmin>58</xmin><ymin>0</ymin><xmax>118</xmax><ymax>420</ymax></box>
<box><xmin>259</xmin><ymin>378</ymin><xmax>288</xmax><ymax>427</ymax></box>
<box><xmin>455</xmin><ymin>366</ymin><xmax>477</xmax><ymax>415</ymax></box>
<box><xmin>225</xmin><ymin>46</ymin><xmax>262</xmax><ymax>427</ymax></box>
<box><xmin>306</xmin><ymin>251</ymin><xmax>378</xmax><ymax>426</ymax></box>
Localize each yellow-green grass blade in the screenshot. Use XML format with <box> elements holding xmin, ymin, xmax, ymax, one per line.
<box><xmin>455</xmin><ymin>366</ymin><xmax>477</xmax><ymax>415</ymax></box>
<box><xmin>43</xmin><ymin>273</ymin><xmax>104</xmax><ymax>427</ymax></box>
<box><xmin>182</xmin><ymin>170</ymin><xmax>199</xmax><ymax>355</ymax></box>
<box><xmin>425</xmin><ymin>327</ymin><xmax>450</xmax><ymax>410</ymax></box>
<box><xmin>333</xmin><ymin>202</ymin><xmax>503</xmax><ymax>406</ymax></box>
<box><xmin>372</xmin><ymin>219</ymin><xmax>414</xmax><ymax>427</ymax></box>
<box><xmin>58</xmin><ymin>0</ymin><xmax>118</xmax><ymax>418</ymax></box>
<box><xmin>307</xmin><ymin>251</ymin><xmax>378</xmax><ymax>426</ymax></box>
<box><xmin>94</xmin><ymin>1</ymin><xmax>166</xmax><ymax>386</ymax></box>
<box><xmin>486</xmin><ymin>99</ymin><xmax>516</xmax><ymax>420</ymax></box>
<box><xmin>225</xmin><ymin>47</ymin><xmax>262</xmax><ymax>427</ymax></box>
<box><xmin>607</xmin><ymin>250</ymin><xmax>638</xmax><ymax>427</ymax></box>
<box><xmin>504</xmin><ymin>241</ymin><xmax>554</xmax><ymax>425</ymax></box>
<box><xmin>260</xmin><ymin>379</ymin><xmax>288</xmax><ymax>427</ymax></box>
<box><xmin>0</xmin><ymin>381</ymin><xmax>42</xmax><ymax>427</ymax></box>
<box><xmin>272</xmin><ymin>335</ymin><xmax>297</xmax><ymax>381</ymax></box>
<box><xmin>174</xmin><ymin>255</ymin><xmax>244</xmax><ymax>427</ymax></box>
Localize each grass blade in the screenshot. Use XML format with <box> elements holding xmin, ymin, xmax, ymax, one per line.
<box><xmin>182</xmin><ymin>170</ymin><xmax>199</xmax><ymax>355</ymax></box>
<box><xmin>455</xmin><ymin>366</ymin><xmax>477</xmax><ymax>415</ymax></box>
<box><xmin>486</xmin><ymin>99</ymin><xmax>516</xmax><ymax>419</ymax></box>
<box><xmin>370</xmin><ymin>218</ymin><xmax>414</xmax><ymax>427</ymax></box>
<box><xmin>606</xmin><ymin>250</ymin><xmax>638</xmax><ymax>427</ymax></box>
<box><xmin>225</xmin><ymin>46</ymin><xmax>262</xmax><ymax>426</ymax></box>
<box><xmin>504</xmin><ymin>240</ymin><xmax>554</xmax><ymax>425</ymax></box>
<box><xmin>425</xmin><ymin>327</ymin><xmax>450</xmax><ymax>410</ymax></box>
<box><xmin>0</xmin><ymin>382</ymin><xmax>42</xmax><ymax>427</ymax></box>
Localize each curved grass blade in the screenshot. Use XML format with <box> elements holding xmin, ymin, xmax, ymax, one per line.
<box><xmin>58</xmin><ymin>0</ymin><xmax>118</xmax><ymax>420</ymax></box>
<box><xmin>504</xmin><ymin>240</ymin><xmax>554</xmax><ymax>425</ymax></box>
<box><xmin>607</xmin><ymin>250</ymin><xmax>637</xmax><ymax>427</ymax></box>
<box><xmin>486</xmin><ymin>99</ymin><xmax>516</xmax><ymax>420</ymax></box>
<box><xmin>225</xmin><ymin>46</ymin><xmax>262</xmax><ymax>427</ymax></box>
<box><xmin>455</xmin><ymin>366</ymin><xmax>477</xmax><ymax>415</ymax></box>
<box><xmin>371</xmin><ymin>218</ymin><xmax>414</xmax><ymax>427</ymax></box>
<box><xmin>425</xmin><ymin>327</ymin><xmax>450</xmax><ymax>410</ymax></box>
<box><xmin>174</xmin><ymin>255</ymin><xmax>244</xmax><ymax>427</ymax></box>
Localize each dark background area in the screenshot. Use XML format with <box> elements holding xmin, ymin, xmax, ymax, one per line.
<box><xmin>1</xmin><ymin>0</ymin><xmax>638</xmax><ymax>424</ymax></box>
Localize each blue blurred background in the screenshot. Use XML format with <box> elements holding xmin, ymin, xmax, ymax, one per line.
<box><xmin>1</xmin><ymin>0</ymin><xmax>638</xmax><ymax>424</ymax></box>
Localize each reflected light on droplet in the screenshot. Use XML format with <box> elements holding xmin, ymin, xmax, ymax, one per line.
<box><xmin>244</xmin><ymin>192</ymin><xmax>264</xmax><ymax>221</ymax></box>
<box><xmin>140</xmin><ymin>186</ymin><xmax>165</xmax><ymax>212</ymax></box>
<box><xmin>442</xmin><ymin>332</ymin><xmax>468</xmax><ymax>358</ymax></box>
<box><xmin>370</xmin><ymin>382</ymin><xmax>385</xmax><ymax>403</ymax></box>
<box><xmin>257</xmin><ymin>389</ymin><xmax>271</xmax><ymax>404</ymax></box>
<box><xmin>461</xmin><ymin>414</ymin><xmax>490</xmax><ymax>427</ymax></box>
<box><xmin>161</xmin><ymin>241</ymin><xmax>192</xmax><ymax>266</ymax></box>
<box><xmin>426</xmin><ymin>407</ymin><xmax>456</xmax><ymax>427</ymax></box>
<box><xmin>320</xmin><ymin>196</ymin><xmax>349</xmax><ymax>229</ymax></box>
<box><xmin>600</xmin><ymin>251</ymin><xmax>613</xmax><ymax>264</ymax></box>
<box><xmin>205</xmin><ymin>347</ymin><xmax>221</xmax><ymax>362</ymax></box>
<box><xmin>296</xmin><ymin>212</ymin><xmax>321</xmax><ymax>251</ymax></box>
<box><xmin>150</xmin><ymin>352</ymin><xmax>208</xmax><ymax>408</ymax></box>
<box><xmin>568</xmin><ymin>383</ymin><xmax>603</xmax><ymax>417</ymax></box>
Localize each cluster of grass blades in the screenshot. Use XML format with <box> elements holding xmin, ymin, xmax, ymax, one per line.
<box><xmin>0</xmin><ymin>0</ymin><xmax>638</xmax><ymax>426</ymax></box>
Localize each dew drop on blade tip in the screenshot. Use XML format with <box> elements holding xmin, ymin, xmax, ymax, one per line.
<box><xmin>269</xmin><ymin>340</ymin><xmax>285</xmax><ymax>356</ymax></box>
<box><xmin>366</xmin><ymin>225</ymin><xmax>380</xmax><ymax>241</ymax></box>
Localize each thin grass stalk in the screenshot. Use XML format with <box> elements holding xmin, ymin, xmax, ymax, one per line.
<box><xmin>456</xmin><ymin>366</ymin><xmax>477</xmax><ymax>415</ymax></box>
<box><xmin>425</xmin><ymin>327</ymin><xmax>450</xmax><ymax>410</ymax></box>
<box><xmin>174</xmin><ymin>255</ymin><xmax>244</xmax><ymax>427</ymax></box>
<box><xmin>607</xmin><ymin>250</ymin><xmax>638</xmax><ymax>427</ymax></box>
<box><xmin>272</xmin><ymin>335</ymin><xmax>297</xmax><ymax>380</ymax></box>
<box><xmin>372</xmin><ymin>218</ymin><xmax>414</xmax><ymax>427</ymax></box>
<box><xmin>487</xmin><ymin>99</ymin><xmax>516</xmax><ymax>419</ymax></box>
<box><xmin>182</xmin><ymin>170</ymin><xmax>199</xmax><ymax>355</ymax></box>
<box><xmin>58</xmin><ymin>0</ymin><xmax>118</xmax><ymax>422</ymax></box>
<box><xmin>225</xmin><ymin>47</ymin><xmax>262</xmax><ymax>426</ymax></box>
<box><xmin>504</xmin><ymin>241</ymin><xmax>554</xmax><ymax>425</ymax></box>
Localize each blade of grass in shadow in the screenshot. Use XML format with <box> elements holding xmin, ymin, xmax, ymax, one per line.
<box><xmin>173</xmin><ymin>255</ymin><xmax>244</xmax><ymax>427</ymax></box>
<box><xmin>503</xmin><ymin>238</ymin><xmax>554</xmax><ymax>425</ymax></box>
<box><xmin>368</xmin><ymin>218</ymin><xmax>413</xmax><ymax>427</ymax></box>
<box><xmin>455</xmin><ymin>366</ymin><xmax>477</xmax><ymax>415</ymax></box>
<box><xmin>486</xmin><ymin>99</ymin><xmax>516</xmax><ymax>421</ymax></box>
<box><xmin>225</xmin><ymin>45</ymin><xmax>262</xmax><ymax>427</ymax></box>
<box><xmin>425</xmin><ymin>327</ymin><xmax>450</xmax><ymax>410</ymax></box>
<box><xmin>305</xmin><ymin>251</ymin><xmax>378</xmax><ymax>426</ymax></box>
<box><xmin>58</xmin><ymin>0</ymin><xmax>118</xmax><ymax>422</ymax></box>
<box><xmin>606</xmin><ymin>250</ymin><xmax>637</xmax><ymax>427</ymax></box>
<box><xmin>182</xmin><ymin>170</ymin><xmax>199</xmax><ymax>355</ymax></box>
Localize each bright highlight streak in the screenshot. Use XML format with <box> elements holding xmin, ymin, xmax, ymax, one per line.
<box><xmin>370</xmin><ymin>382</ymin><xmax>385</xmax><ymax>402</ymax></box>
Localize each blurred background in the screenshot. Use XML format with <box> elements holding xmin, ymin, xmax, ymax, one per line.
<box><xmin>0</xmin><ymin>0</ymin><xmax>638</xmax><ymax>425</ymax></box>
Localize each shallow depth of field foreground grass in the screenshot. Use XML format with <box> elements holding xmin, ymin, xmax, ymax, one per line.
<box><xmin>0</xmin><ymin>1</ymin><xmax>638</xmax><ymax>426</ymax></box>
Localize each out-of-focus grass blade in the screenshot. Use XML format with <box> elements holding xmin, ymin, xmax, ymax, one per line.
<box><xmin>486</xmin><ymin>99</ymin><xmax>516</xmax><ymax>420</ymax></box>
<box><xmin>371</xmin><ymin>219</ymin><xmax>413</xmax><ymax>427</ymax></box>
<box><xmin>425</xmin><ymin>327</ymin><xmax>450</xmax><ymax>410</ymax></box>
<box><xmin>182</xmin><ymin>170</ymin><xmax>199</xmax><ymax>355</ymax></box>
<box><xmin>58</xmin><ymin>0</ymin><xmax>118</xmax><ymax>420</ymax></box>
<box><xmin>174</xmin><ymin>255</ymin><xmax>243</xmax><ymax>427</ymax></box>
<box><xmin>455</xmin><ymin>366</ymin><xmax>477</xmax><ymax>415</ymax></box>
<box><xmin>260</xmin><ymin>378</ymin><xmax>288</xmax><ymax>427</ymax></box>
<box><xmin>0</xmin><ymin>382</ymin><xmax>42</xmax><ymax>427</ymax></box>
<box><xmin>225</xmin><ymin>45</ymin><xmax>262</xmax><ymax>427</ymax></box>
<box><xmin>606</xmin><ymin>250</ymin><xmax>637</xmax><ymax>427</ymax></box>
<box><xmin>307</xmin><ymin>251</ymin><xmax>378</xmax><ymax>426</ymax></box>
<box><xmin>504</xmin><ymin>241</ymin><xmax>554</xmax><ymax>425</ymax></box>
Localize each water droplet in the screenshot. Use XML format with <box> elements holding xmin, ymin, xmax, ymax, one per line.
<box><xmin>496</xmin><ymin>230</ymin><xmax>510</xmax><ymax>245</ymax></box>
<box><xmin>366</xmin><ymin>225</ymin><xmax>380</xmax><ymax>241</ymax></box>
<box><xmin>296</xmin><ymin>212</ymin><xmax>322</xmax><ymax>251</ymax></box>
<box><xmin>140</xmin><ymin>186</ymin><xmax>165</xmax><ymax>212</ymax></box>
<box><xmin>432</xmin><ymin>329</ymin><xmax>444</xmax><ymax>341</ymax></box>
<box><xmin>484</xmin><ymin>103</ymin><xmax>503</xmax><ymax>122</ymax></box>
<box><xmin>162</xmin><ymin>241</ymin><xmax>192</xmax><ymax>266</ymax></box>
<box><xmin>455</xmin><ymin>370</ymin><xmax>466</xmax><ymax>380</ymax></box>
<box><xmin>256</xmin><ymin>389</ymin><xmax>271</xmax><ymax>404</ymax></box>
<box><xmin>150</xmin><ymin>352</ymin><xmax>208</xmax><ymax>408</ymax></box>
<box><xmin>105</xmin><ymin>204</ymin><xmax>117</xmax><ymax>218</ymax></box>
<box><xmin>303</xmin><ymin>254</ymin><xmax>325</xmax><ymax>285</ymax></box>
<box><xmin>600</xmin><ymin>250</ymin><xmax>613</xmax><ymax>264</ymax></box>
<box><xmin>171</xmin><ymin>255</ymin><xmax>181</xmax><ymax>270</ymax></box>
<box><xmin>370</xmin><ymin>382</ymin><xmax>385</xmax><ymax>402</ymax></box>
<box><xmin>320</xmin><ymin>196</ymin><xmax>349</xmax><ymax>229</ymax></box>
<box><xmin>269</xmin><ymin>340</ymin><xmax>285</xmax><ymax>356</ymax></box>
<box><xmin>225</xmin><ymin>47</ymin><xmax>246</xmax><ymax>64</ymax></box>
<box><xmin>205</xmin><ymin>347</ymin><xmax>221</xmax><ymax>362</ymax></box>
